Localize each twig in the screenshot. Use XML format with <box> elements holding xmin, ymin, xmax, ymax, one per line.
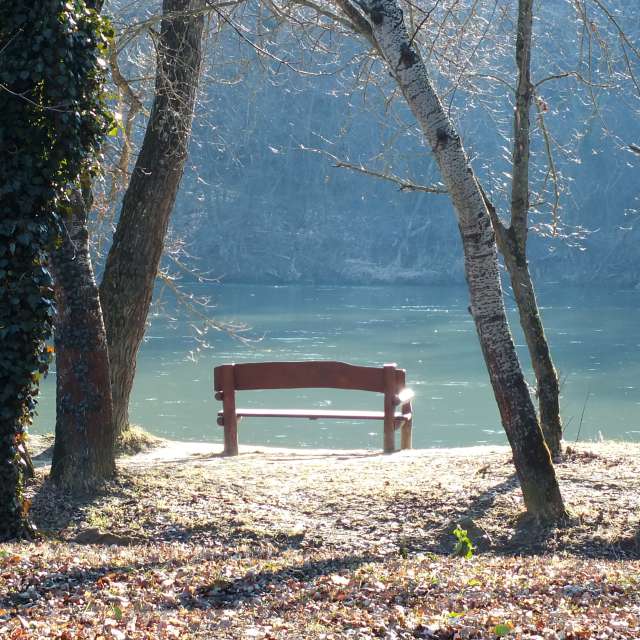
<box><xmin>534</xmin><ymin>95</ymin><xmax>561</xmax><ymax>235</ymax></box>
<box><xmin>207</xmin><ymin>4</ymin><xmax>330</xmax><ymax>77</ymax></box>
<box><xmin>156</xmin><ymin>271</ymin><xmax>254</xmax><ymax>345</ymax></box>
<box><xmin>574</xmin><ymin>387</ymin><xmax>591</xmax><ymax>443</ymax></box>
<box><xmin>300</xmin><ymin>145</ymin><xmax>447</xmax><ymax>194</ymax></box>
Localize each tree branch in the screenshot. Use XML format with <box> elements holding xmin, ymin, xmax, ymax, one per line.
<box><xmin>301</xmin><ymin>145</ymin><xmax>447</xmax><ymax>193</ymax></box>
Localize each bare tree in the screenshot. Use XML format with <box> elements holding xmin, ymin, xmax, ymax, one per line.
<box><xmin>320</xmin><ymin>0</ymin><xmax>567</xmax><ymax>520</ymax></box>
<box><xmin>482</xmin><ymin>0</ymin><xmax>563</xmax><ymax>459</ymax></box>
<box><xmin>99</xmin><ymin>0</ymin><xmax>207</xmax><ymax>438</ymax></box>
<box><xmin>283</xmin><ymin>0</ymin><xmax>637</xmax><ymax>461</ymax></box>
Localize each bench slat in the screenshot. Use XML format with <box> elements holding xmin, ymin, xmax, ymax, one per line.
<box><xmin>214</xmin><ymin>361</ymin><xmax>405</xmax><ymax>393</ymax></box>
<box><xmin>217</xmin><ymin>408</ymin><xmax>411</xmax><ymax>421</ymax></box>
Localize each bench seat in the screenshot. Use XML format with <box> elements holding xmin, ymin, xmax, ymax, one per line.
<box><xmin>217</xmin><ymin>408</ymin><xmax>412</xmax><ymax>423</ymax></box>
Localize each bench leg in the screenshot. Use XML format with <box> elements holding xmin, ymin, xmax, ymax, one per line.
<box><xmin>383</xmin><ymin>365</ymin><xmax>396</xmax><ymax>453</ymax></box>
<box><xmin>400</xmin><ymin>419</ymin><xmax>412</xmax><ymax>450</ymax></box>
<box><xmin>400</xmin><ymin>401</ymin><xmax>412</xmax><ymax>450</ymax></box>
<box><xmin>221</xmin><ymin>366</ymin><xmax>239</xmax><ymax>456</ymax></box>
<box><xmin>383</xmin><ymin>422</ymin><xmax>395</xmax><ymax>453</ymax></box>
<box><xmin>223</xmin><ymin>417</ymin><xmax>238</xmax><ymax>456</ymax></box>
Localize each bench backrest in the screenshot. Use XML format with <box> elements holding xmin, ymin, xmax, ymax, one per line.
<box><xmin>213</xmin><ymin>361</ymin><xmax>406</xmax><ymax>393</ymax></box>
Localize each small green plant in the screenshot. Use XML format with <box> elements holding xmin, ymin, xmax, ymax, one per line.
<box><xmin>452</xmin><ymin>525</ymin><xmax>475</xmax><ymax>558</ymax></box>
<box><xmin>86</xmin><ymin>510</ymin><xmax>110</xmax><ymax>530</ymax></box>
<box><xmin>494</xmin><ymin>622</ymin><xmax>514</xmax><ymax>637</ymax></box>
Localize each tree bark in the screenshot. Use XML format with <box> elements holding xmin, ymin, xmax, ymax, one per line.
<box><xmin>99</xmin><ymin>0</ymin><xmax>206</xmax><ymax>438</ymax></box>
<box><xmin>504</xmin><ymin>253</ymin><xmax>562</xmax><ymax>460</ymax></box>
<box><xmin>50</xmin><ymin>189</ymin><xmax>116</xmax><ymax>492</ymax></box>
<box><xmin>490</xmin><ymin>0</ymin><xmax>563</xmax><ymax>460</ymax></box>
<box><xmin>344</xmin><ymin>0</ymin><xmax>566</xmax><ymax>520</ymax></box>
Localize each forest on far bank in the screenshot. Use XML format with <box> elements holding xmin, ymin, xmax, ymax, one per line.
<box><xmin>158</xmin><ymin>1</ymin><xmax>640</xmax><ymax>287</ymax></box>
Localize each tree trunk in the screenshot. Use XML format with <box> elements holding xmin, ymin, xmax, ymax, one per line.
<box><xmin>490</xmin><ymin>0</ymin><xmax>563</xmax><ymax>460</ymax></box>
<box><xmin>50</xmin><ymin>189</ymin><xmax>116</xmax><ymax>491</ymax></box>
<box><xmin>503</xmin><ymin>252</ymin><xmax>562</xmax><ymax>460</ymax></box>
<box><xmin>99</xmin><ymin>0</ymin><xmax>206</xmax><ymax>438</ymax></box>
<box><xmin>0</xmin><ymin>234</ymin><xmax>43</xmax><ymax>541</ymax></box>
<box><xmin>348</xmin><ymin>0</ymin><xmax>566</xmax><ymax>520</ymax></box>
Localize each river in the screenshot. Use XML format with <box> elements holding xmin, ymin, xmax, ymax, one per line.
<box><xmin>32</xmin><ymin>283</ymin><xmax>640</xmax><ymax>449</ymax></box>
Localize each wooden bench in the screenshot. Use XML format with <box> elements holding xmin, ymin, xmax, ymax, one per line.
<box><xmin>213</xmin><ymin>361</ymin><xmax>413</xmax><ymax>456</ymax></box>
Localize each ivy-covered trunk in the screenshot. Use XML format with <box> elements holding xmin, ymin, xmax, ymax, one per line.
<box><xmin>50</xmin><ymin>190</ymin><xmax>116</xmax><ymax>491</ymax></box>
<box><xmin>0</xmin><ymin>232</ymin><xmax>52</xmax><ymax>540</ymax></box>
<box><xmin>341</xmin><ymin>0</ymin><xmax>566</xmax><ymax>520</ymax></box>
<box><xmin>100</xmin><ymin>0</ymin><xmax>205</xmax><ymax>438</ymax></box>
<box><xmin>0</xmin><ymin>1</ymin><xmax>110</xmax><ymax>539</ymax></box>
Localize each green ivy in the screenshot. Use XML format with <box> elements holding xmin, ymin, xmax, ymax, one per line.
<box><xmin>0</xmin><ymin>0</ymin><xmax>112</xmax><ymax>540</ymax></box>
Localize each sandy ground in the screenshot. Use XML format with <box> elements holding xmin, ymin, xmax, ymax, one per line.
<box><xmin>27</xmin><ymin>436</ymin><xmax>640</xmax><ymax>558</ymax></box>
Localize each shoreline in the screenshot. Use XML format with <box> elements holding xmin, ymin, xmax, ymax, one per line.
<box><xmin>29</xmin><ymin>433</ymin><xmax>640</xmax><ymax>469</ymax></box>
<box><xmin>131</xmin><ymin>440</ymin><xmax>512</xmax><ymax>463</ymax></box>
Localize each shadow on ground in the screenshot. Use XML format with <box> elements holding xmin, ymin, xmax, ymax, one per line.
<box><xmin>185</xmin><ymin>554</ymin><xmax>376</xmax><ymax>609</ymax></box>
<box><xmin>25</xmin><ymin>447</ymin><xmax>640</xmax><ymax>562</ymax></box>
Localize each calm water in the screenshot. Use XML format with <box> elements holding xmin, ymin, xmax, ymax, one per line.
<box><xmin>32</xmin><ymin>284</ymin><xmax>640</xmax><ymax>449</ymax></box>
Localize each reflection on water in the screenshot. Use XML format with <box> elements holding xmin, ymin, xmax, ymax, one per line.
<box><xmin>33</xmin><ymin>284</ymin><xmax>640</xmax><ymax>449</ymax></box>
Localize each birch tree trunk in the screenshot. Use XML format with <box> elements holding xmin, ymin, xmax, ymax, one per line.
<box><xmin>341</xmin><ymin>0</ymin><xmax>566</xmax><ymax>520</ymax></box>
<box><xmin>50</xmin><ymin>189</ymin><xmax>116</xmax><ymax>491</ymax></box>
<box><xmin>488</xmin><ymin>0</ymin><xmax>563</xmax><ymax>460</ymax></box>
<box><xmin>99</xmin><ymin>0</ymin><xmax>205</xmax><ymax>438</ymax></box>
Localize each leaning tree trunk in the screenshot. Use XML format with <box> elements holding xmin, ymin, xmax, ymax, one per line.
<box><xmin>99</xmin><ymin>0</ymin><xmax>205</xmax><ymax>438</ymax></box>
<box><xmin>489</xmin><ymin>0</ymin><xmax>563</xmax><ymax>460</ymax></box>
<box><xmin>502</xmin><ymin>251</ymin><xmax>562</xmax><ymax>460</ymax></box>
<box><xmin>49</xmin><ymin>189</ymin><xmax>116</xmax><ymax>492</ymax></box>
<box><xmin>344</xmin><ymin>0</ymin><xmax>566</xmax><ymax>520</ymax></box>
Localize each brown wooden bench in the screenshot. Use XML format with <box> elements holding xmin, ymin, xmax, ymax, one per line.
<box><xmin>213</xmin><ymin>361</ymin><xmax>414</xmax><ymax>456</ymax></box>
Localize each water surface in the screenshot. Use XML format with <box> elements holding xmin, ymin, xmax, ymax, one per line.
<box><xmin>33</xmin><ymin>284</ymin><xmax>640</xmax><ymax>449</ymax></box>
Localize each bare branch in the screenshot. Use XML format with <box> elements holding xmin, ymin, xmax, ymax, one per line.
<box><xmin>535</xmin><ymin>70</ymin><xmax>613</xmax><ymax>89</ymax></box>
<box><xmin>331</xmin><ymin>0</ymin><xmax>378</xmax><ymax>51</ymax></box>
<box><xmin>534</xmin><ymin>95</ymin><xmax>561</xmax><ymax>236</ymax></box>
<box><xmin>284</xmin><ymin>0</ymin><xmax>356</xmax><ymax>33</ymax></box>
<box><xmin>207</xmin><ymin>3</ymin><xmax>336</xmax><ymax>76</ymax></box>
<box><xmin>301</xmin><ymin>145</ymin><xmax>448</xmax><ymax>193</ymax></box>
<box><xmin>156</xmin><ymin>269</ymin><xmax>254</xmax><ymax>344</ymax></box>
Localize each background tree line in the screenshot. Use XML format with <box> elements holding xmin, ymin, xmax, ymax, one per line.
<box><xmin>169</xmin><ymin>0</ymin><xmax>639</xmax><ymax>287</ymax></box>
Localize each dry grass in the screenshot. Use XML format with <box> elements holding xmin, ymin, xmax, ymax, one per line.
<box><xmin>116</xmin><ymin>425</ymin><xmax>165</xmax><ymax>456</ymax></box>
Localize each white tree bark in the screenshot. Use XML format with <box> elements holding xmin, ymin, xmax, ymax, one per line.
<box><xmin>339</xmin><ymin>0</ymin><xmax>565</xmax><ymax>518</ymax></box>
